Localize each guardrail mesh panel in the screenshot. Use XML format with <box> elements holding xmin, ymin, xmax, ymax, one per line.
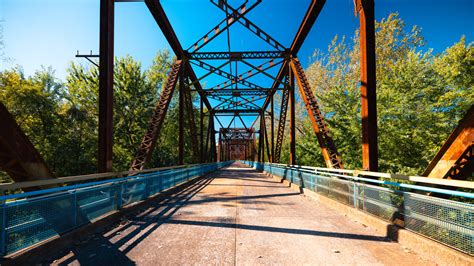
<box><xmin>404</xmin><ymin>193</ymin><xmax>474</xmax><ymax>255</ymax></box>
<box><xmin>243</xmin><ymin>161</ymin><xmax>474</xmax><ymax>255</ymax></box>
<box><xmin>76</xmin><ymin>185</ymin><xmax>119</xmax><ymax>225</ymax></box>
<box><xmin>357</xmin><ymin>185</ymin><xmax>403</xmax><ymax>221</ymax></box>
<box><xmin>0</xmin><ymin>162</ymin><xmax>232</xmax><ymax>256</ymax></box>
<box><xmin>5</xmin><ymin>193</ymin><xmax>75</xmax><ymax>254</ymax></box>
<box><xmin>122</xmin><ymin>179</ymin><xmax>147</xmax><ymax>206</ymax></box>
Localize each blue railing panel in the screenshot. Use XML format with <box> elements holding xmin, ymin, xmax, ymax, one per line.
<box><xmin>0</xmin><ymin>161</ymin><xmax>232</xmax><ymax>256</ymax></box>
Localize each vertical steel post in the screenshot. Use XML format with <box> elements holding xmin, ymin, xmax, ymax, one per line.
<box><xmin>357</xmin><ymin>0</ymin><xmax>378</xmax><ymax>171</ymax></box>
<box><xmin>270</xmin><ymin>96</ymin><xmax>275</xmax><ymax>163</ymax></box>
<box><xmin>98</xmin><ymin>0</ymin><xmax>114</xmax><ymax>173</ymax></box>
<box><xmin>200</xmin><ymin>98</ymin><xmax>204</xmax><ymax>162</ymax></box>
<box><xmin>289</xmin><ymin>65</ymin><xmax>296</xmax><ymax>165</ymax></box>
<box><xmin>218</xmin><ymin>131</ymin><xmax>221</xmax><ymax>162</ymax></box>
<box><xmin>259</xmin><ymin>124</ymin><xmax>262</xmax><ymax>162</ymax></box>
<box><xmin>178</xmin><ymin>69</ymin><xmax>185</xmax><ymax>165</ymax></box>
<box><xmin>209</xmin><ymin>114</ymin><xmax>216</xmax><ymax>162</ymax></box>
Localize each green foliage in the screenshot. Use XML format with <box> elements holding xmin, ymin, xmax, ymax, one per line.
<box><xmin>0</xmin><ymin>50</ymin><xmax>198</xmax><ymax>179</ymax></box>
<box><xmin>285</xmin><ymin>13</ymin><xmax>472</xmax><ymax>175</ymax></box>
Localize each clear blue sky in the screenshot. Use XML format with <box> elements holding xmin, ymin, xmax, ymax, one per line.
<box><xmin>1</xmin><ymin>0</ymin><xmax>473</xmax><ymax>129</ymax></box>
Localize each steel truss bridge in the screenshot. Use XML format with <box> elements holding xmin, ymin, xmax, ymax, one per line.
<box><xmin>0</xmin><ymin>0</ymin><xmax>472</xmax><ymax>264</ymax></box>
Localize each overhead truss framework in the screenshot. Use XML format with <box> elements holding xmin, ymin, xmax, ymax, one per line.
<box><xmin>126</xmin><ymin>0</ymin><xmax>376</xmax><ymax>169</ymax></box>
<box><xmin>0</xmin><ymin>0</ymin><xmax>377</xmax><ymax>179</ymax></box>
<box><xmin>2</xmin><ymin>0</ymin><xmax>470</xmax><ymax>183</ymax></box>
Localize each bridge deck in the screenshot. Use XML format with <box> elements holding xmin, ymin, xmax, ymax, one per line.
<box><xmin>47</xmin><ymin>162</ymin><xmax>430</xmax><ymax>265</ymax></box>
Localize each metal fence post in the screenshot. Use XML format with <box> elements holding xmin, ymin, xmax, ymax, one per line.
<box><xmin>352</xmin><ymin>182</ymin><xmax>358</xmax><ymax>208</ymax></box>
<box><xmin>144</xmin><ymin>177</ymin><xmax>150</xmax><ymax>199</ymax></box>
<box><xmin>73</xmin><ymin>190</ymin><xmax>78</xmax><ymax>227</ymax></box>
<box><xmin>118</xmin><ymin>183</ymin><xmax>124</xmax><ymax>209</ymax></box>
<box><xmin>1</xmin><ymin>205</ymin><xmax>6</xmax><ymax>256</ymax></box>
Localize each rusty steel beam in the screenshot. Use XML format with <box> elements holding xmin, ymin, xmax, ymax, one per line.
<box><xmin>290</xmin><ymin>58</ymin><xmax>342</xmax><ymax>168</ymax></box>
<box><xmin>290</xmin><ymin>0</ymin><xmax>326</xmax><ymax>53</ymax></box>
<box><xmin>270</xmin><ymin>95</ymin><xmax>275</xmax><ymax>163</ymax></box>
<box><xmin>184</xmin><ymin>79</ymin><xmax>200</xmax><ymax>162</ymax></box>
<box><xmin>190</xmin><ymin>59</ymin><xmax>262</xmax><ymax>89</ymax></box>
<box><xmin>210</xmin><ymin>117</ymin><xmax>217</xmax><ymax>162</ymax></box>
<box><xmin>261</xmin><ymin>0</ymin><xmax>326</xmax><ymax>112</ymax></box>
<box><xmin>145</xmin><ymin>0</ymin><xmax>212</xmax><ymax>110</ymax></box>
<box><xmin>258</xmin><ymin>115</ymin><xmax>264</xmax><ymax>162</ymax></box>
<box><xmin>187</xmin><ymin>51</ymin><xmax>286</xmax><ymax>60</ymax></box>
<box><xmin>208</xmin><ymin>59</ymin><xmax>284</xmax><ymax>91</ymax></box>
<box><xmin>274</xmin><ymin>75</ymin><xmax>290</xmax><ymax>163</ymax></box>
<box><xmin>209</xmin><ymin>94</ymin><xmax>258</xmax><ymax>111</ymax></box>
<box><xmin>204</xmin><ymin>89</ymin><xmax>273</xmax><ymax>97</ymax></box>
<box><xmin>424</xmin><ymin>105</ymin><xmax>474</xmax><ymax>179</ymax></box>
<box><xmin>187</xmin><ymin>0</ymin><xmax>261</xmax><ymax>53</ymax></box>
<box><xmin>0</xmin><ymin>102</ymin><xmax>54</xmax><ymax>184</ymax></box>
<box><xmin>130</xmin><ymin>61</ymin><xmax>182</xmax><ymax>170</ymax></box>
<box><xmin>215</xmin><ymin>95</ymin><xmax>267</xmax><ymax>111</ymax></box>
<box><xmin>200</xmin><ymin>98</ymin><xmax>204</xmax><ymax>163</ymax></box>
<box><xmin>211</xmin><ymin>0</ymin><xmax>286</xmax><ymax>51</ymax></box>
<box><xmin>356</xmin><ymin>0</ymin><xmax>378</xmax><ymax>171</ymax></box>
<box><xmin>179</xmin><ymin>68</ymin><xmax>185</xmax><ymax>165</ymax></box>
<box><xmin>213</xmin><ymin>109</ymin><xmax>261</xmax><ymax>114</ymax></box>
<box><xmin>289</xmin><ymin>66</ymin><xmax>296</xmax><ymax>165</ymax></box>
<box><xmin>98</xmin><ymin>0</ymin><xmax>114</xmax><ymax>173</ymax></box>
<box><xmin>240</xmin><ymin>59</ymin><xmax>288</xmax><ymax>87</ymax></box>
<box><xmin>264</xmin><ymin>117</ymin><xmax>271</xmax><ymax>162</ymax></box>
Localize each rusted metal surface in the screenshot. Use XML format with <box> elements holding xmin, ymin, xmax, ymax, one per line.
<box><xmin>200</xmin><ymin>99</ymin><xmax>204</xmax><ymax>163</ymax></box>
<box><xmin>289</xmin><ymin>64</ymin><xmax>296</xmax><ymax>165</ymax></box>
<box><xmin>0</xmin><ymin>103</ymin><xmax>54</xmax><ymax>185</ymax></box>
<box><xmin>145</xmin><ymin>0</ymin><xmax>211</xmax><ymax>110</ymax></box>
<box><xmin>274</xmin><ymin>78</ymin><xmax>290</xmax><ymax>163</ymax></box>
<box><xmin>262</xmin><ymin>0</ymin><xmax>327</xmax><ymax>111</ymax></box>
<box><xmin>218</xmin><ymin>128</ymin><xmax>256</xmax><ymax>161</ymax></box>
<box><xmin>98</xmin><ymin>0</ymin><xmax>114</xmax><ymax>173</ymax></box>
<box><xmin>187</xmin><ymin>51</ymin><xmax>286</xmax><ymax>60</ymax></box>
<box><xmin>130</xmin><ymin>61</ymin><xmax>182</xmax><ymax>170</ymax></box>
<box><xmin>356</xmin><ymin>0</ymin><xmax>378</xmax><ymax>171</ymax></box>
<box><xmin>178</xmin><ymin>68</ymin><xmax>185</xmax><ymax>165</ymax></box>
<box><xmin>211</xmin><ymin>1</ymin><xmax>285</xmax><ymax>51</ymax></box>
<box><xmin>187</xmin><ymin>0</ymin><xmax>262</xmax><ymax>53</ymax></box>
<box><xmin>290</xmin><ymin>58</ymin><xmax>343</xmax><ymax>168</ymax></box>
<box><xmin>424</xmin><ymin>106</ymin><xmax>474</xmax><ymax>179</ymax></box>
<box><xmin>270</xmin><ymin>96</ymin><xmax>275</xmax><ymax>163</ymax></box>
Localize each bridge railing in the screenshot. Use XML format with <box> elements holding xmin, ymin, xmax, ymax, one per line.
<box><xmin>0</xmin><ymin>161</ymin><xmax>232</xmax><ymax>256</ymax></box>
<box><xmin>241</xmin><ymin>161</ymin><xmax>474</xmax><ymax>256</ymax></box>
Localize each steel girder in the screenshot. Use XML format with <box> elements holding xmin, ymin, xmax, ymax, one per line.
<box><xmin>130</xmin><ymin>60</ymin><xmax>182</xmax><ymax>170</ymax></box>
<box><xmin>187</xmin><ymin>51</ymin><xmax>287</xmax><ymax>60</ymax></box>
<box><xmin>205</xmin><ymin>89</ymin><xmax>273</xmax><ymax>97</ymax></box>
<box><xmin>273</xmin><ymin>79</ymin><xmax>290</xmax><ymax>163</ymax></box>
<box><xmin>184</xmin><ymin>77</ymin><xmax>200</xmax><ymax>163</ymax></box>
<box><xmin>290</xmin><ymin>58</ymin><xmax>342</xmax><ymax>168</ymax></box>
<box><xmin>0</xmin><ymin>102</ymin><xmax>54</xmax><ymax>187</ymax></box>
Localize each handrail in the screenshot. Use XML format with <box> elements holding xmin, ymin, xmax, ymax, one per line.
<box><xmin>249</xmin><ymin>162</ymin><xmax>474</xmax><ymax>190</ymax></box>
<box><xmin>0</xmin><ymin>162</ymin><xmax>218</xmax><ymax>192</ymax></box>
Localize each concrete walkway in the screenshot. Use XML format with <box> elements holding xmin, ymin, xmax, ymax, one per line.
<box><xmin>48</xmin><ymin>162</ymin><xmax>432</xmax><ymax>265</ymax></box>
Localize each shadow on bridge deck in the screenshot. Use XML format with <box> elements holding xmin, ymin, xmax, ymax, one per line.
<box><xmin>36</xmin><ymin>162</ymin><xmax>430</xmax><ymax>265</ymax></box>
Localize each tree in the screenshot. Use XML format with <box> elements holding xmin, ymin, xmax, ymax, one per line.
<box><xmin>294</xmin><ymin>13</ymin><xmax>472</xmax><ymax>175</ymax></box>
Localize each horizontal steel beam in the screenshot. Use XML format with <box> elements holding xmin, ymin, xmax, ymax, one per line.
<box><xmin>186</xmin><ymin>51</ymin><xmax>288</xmax><ymax>60</ymax></box>
<box><xmin>145</xmin><ymin>0</ymin><xmax>212</xmax><ymax>110</ymax></box>
<box><xmin>205</xmin><ymin>89</ymin><xmax>273</xmax><ymax>97</ymax></box>
<box><xmin>212</xmin><ymin>109</ymin><xmax>262</xmax><ymax>114</ymax></box>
